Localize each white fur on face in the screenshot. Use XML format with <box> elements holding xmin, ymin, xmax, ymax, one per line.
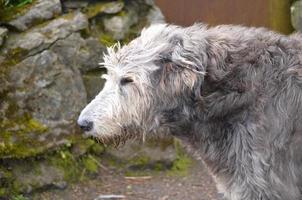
<box><xmin>78</xmin><ymin>23</ymin><xmax>207</xmax><ymax>143</ymax></box>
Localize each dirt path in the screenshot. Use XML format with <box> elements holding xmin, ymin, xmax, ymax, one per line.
<box><xmin>33</xmin><ymin>159</ymin><xmax>220</xmax><ymax>200</ymax></box>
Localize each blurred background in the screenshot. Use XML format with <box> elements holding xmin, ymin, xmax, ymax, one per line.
<box><xmin>0</xmin><ymin>0</ymin><xmax>301</xmax><ymax>200</ymax></box>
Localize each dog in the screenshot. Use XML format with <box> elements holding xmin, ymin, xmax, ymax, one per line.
<box><xmin>78</xmin><ymin>24</ymin><xmax>302</xmax><ymax>200</ymax></box>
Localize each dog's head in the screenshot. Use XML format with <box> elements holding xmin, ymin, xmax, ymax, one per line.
<box><xmin>78</xmin><ymin>24</ymin><xmax>208</xmax><ymax>145</ymax></box>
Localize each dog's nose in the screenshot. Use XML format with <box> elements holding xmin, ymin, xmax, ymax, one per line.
<box><xmin>77</xmin><ymin>119</ymin><xmax>93</xmax><ymax>132</ymax></box>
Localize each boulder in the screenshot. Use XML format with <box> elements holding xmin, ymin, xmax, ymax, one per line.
<box><xmin>2</xmin><ymin>12</ymin><xmax>89</xmax><ymax>57</ymax></box>
<box><xmin>0</xmin><ymin>49</ymin><xmax>86</xmax><ymax>158</ymax></box>
<box><xmin>12</xmin><ymin>160</ymin><xmax>66</xmax><ymax>194</ymax></box>
<box><xmin>8</xmin><ymin>0</ymin><xmax>62</xmax><ymax>31</ymax></box>
<box><xmin>102</xmin><ymin>0</ymin><xmax>164</xmax><ymax>41</ymax></box>
<box><xmin>103</xmin><ymin>5</ymin><xmax>139</xmax><ymax>40</ymax></box>
<box><xmin>82</xmin><ymin>71</ymin><xmax>106</xmax><ymax>101</ymax></box>
<box><xmin>50</xmin><ymin>33</ymin><xmax>106</xmax><ymax>100</ymax></box>
<box><xmin>147</xmin><ymin>6</ymin><xmax>165</xmax><ymax>24</ymax></box>
<box><xmin>0</xmin><ymin>13</ymin><xmax>90</xmax><ymax>159</ymax></box>
<box><xmin>84</xmin><ymin>1</ymin><xmax>124</xmax><ymax>19</ymax></box>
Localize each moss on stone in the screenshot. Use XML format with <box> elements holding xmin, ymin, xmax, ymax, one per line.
<box><xmin>99</xmin><ymin>33</ymin><xmax>116</xmax><ymax>46</ymax></box>
<box><xmin>48</xmin><ymin>142</ymin><xmax>103</xmax><ymax>183</ymax></box>
<box><xmin>84</xmin><ymin>2</ymin><xmax>107</xmax><ymax>19</ymax></box>
<box><xmin>0</xmin><ymin>112</ymin><xmax>49</xmax><ymax>158</ymax></box>
<box><xmin>50</xmin><ymin>150</ymin><xmax>80</xmax><ymax>182</ymax></box>
<box><xmin>0</xmin><ymin>138</ymin><xmax>105</xmax><ymax>198</ymax></box>
<box><xmin>82</xmin><ymin>155</ymin><xmax>99</xmax><ymax>174</ymax></box>
<box><xmin>84</xmin><ymin>1</ymin><xmax>124</xmax><ymax>19</ymax></box>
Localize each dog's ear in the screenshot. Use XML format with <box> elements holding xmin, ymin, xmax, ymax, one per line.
<box><xmin>170</xmin><ymin>35</ymin><xmax>206</xmax><ymax>75</ymax></box>
<box><xmin>158</xmin><ymin>35</ymin><xmax>206</xmax><ymax>99</ymax></box>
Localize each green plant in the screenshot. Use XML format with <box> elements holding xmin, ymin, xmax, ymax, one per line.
<box><xmin>12</xmin><ymin>194</ymin><xmax>29</xmax><ymax>200</ymax></box>
<box><xmin>2</xmin><ymin>0</ymin><xmax>32</xmax><ymax>7</ymax></box>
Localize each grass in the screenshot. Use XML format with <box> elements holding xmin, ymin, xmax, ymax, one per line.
<box><xmin>12</xmin><ymin>194</ymin><xmax>29</xmax><ymax>200</ymax></box>
<box><xmin>2</xmin><ymin>0</ymin><xmax>32</xmax><ymax>7</ymax></box>
<box><xmin>0</xmin><ymin>0</ymin><xmax>34</xmax><ymax>21</ymax></box>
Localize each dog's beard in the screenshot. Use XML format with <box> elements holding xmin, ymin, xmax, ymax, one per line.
<box><xmin>92</xmin><ymin>124</ymin><xmax>142</xmax><ymax>148</ymax></box>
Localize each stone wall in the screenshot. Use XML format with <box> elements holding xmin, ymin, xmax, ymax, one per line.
<box><xmin>0</xmin><ymin>0</ymin><xmax>164</xmax><ymax>159</ymax></box>
<box><xmin>0</xmin><ymin>0</ymin><xmax>164</xmax><ymax>197</ymax></box>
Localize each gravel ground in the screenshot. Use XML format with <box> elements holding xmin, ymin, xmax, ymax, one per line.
<box><xmin>33</xmin><ymin>159</ymin><xmax>220</xmax><ymax>200</ymax></box>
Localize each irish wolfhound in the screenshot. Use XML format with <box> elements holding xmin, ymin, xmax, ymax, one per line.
<box><xmin>78</xmin><ymin>24</ymin><xmax>302</xmax><ymax>200</ymax></box>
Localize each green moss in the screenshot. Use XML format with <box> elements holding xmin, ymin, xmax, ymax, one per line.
<box><xmin>61</xmin><ymin>12</ymin><xmax>76</xmax><ymax>20</ymax></box>
<box><xmin>0</xmin><ymin>188</ymin><xmax>6</xmax><ymax>197</ymax></box>
<box><xmin>48</xmin><ymin>145</ymin><xmax>102</xmax><ymax>183</ymax></box>
<box><xmin>128</xmin><ymin>155</ymin><xmax>150</xmax><ymax>166</ymax></box>
<box><xmin>11</xmin><ymin>194</ymin><xmax>29</xmax><ymax>200</ymax></box>
<box><xmin>0</xmin><ymin>113</ymin><xmax>49</xmax><ymax>158</ymax></box>
<box><xmin>82</xmin><ymin>155</ymin><xmax>99</xmax><ymax>174</ymax></box>
<box><xmin>74</xmin><ymin>139</ymin><xmax>96</xmax><ymax>154</ymax></box>
<box><xmin>168</xmin><ymin>156</ymin><xmax>192</xmax><ymax>176</ymax></box>
<box><xmin>90</xmin><ymin>143</ymin><xmax>105</xmax><ymax>155</ymax></box>
<box><xmin>99</xmin><ymin>33</ymin><xmax>116</xmax><ymax>46</ymax></box>
<box><xmin>0</xmin><ymin>47</ymin><xmax>29</xmax><ymax>70</ymax></box>
<box><xmin>26</xmin><ymin>119</ymin><xmax>48</xmax><ymax>132</ymax></box>
<box><xmin>0</xmin><ymin>139</ymin><xmax>106</xmax><ymax>198</ymax></box>
<box><xmin>167</xmin><ymin>140</ymin><xmax>193</xmax><ymax>176</ymax></box>
<box><xmin>50</xmin><ymin>150</ymin><xmax>81</xmax><ymax>182</ymax></box>
<box><xmin>84</xmin><ymin>2</ymin><xmax>107</xmax><ymax>19</ymax></box>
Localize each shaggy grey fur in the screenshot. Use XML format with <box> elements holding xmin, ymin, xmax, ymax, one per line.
<box><xmin>78</xmin><ymin>24</ymin><xmax>302</xmax><ymax>200</ymax></box>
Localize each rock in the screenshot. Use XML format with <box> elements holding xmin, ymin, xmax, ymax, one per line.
<box><xmin>53</xmin><ymin>181</ymin><xmax>68</xmax><ymax>190</ymax></box>
<box><xmin>83</xmin><ymin>71</ymin><xmax>106</xmax><ymax>101</ymax></box>
<box><xmin>8</xmin><ymin>0</ymin><xmax>62</xmax><ymax>31</ymax></box>
<box><xmin>63</xmin><ymin>0</ymin><xmax>88</xmax><ymax>10</ymax></box>
<box><xmin>103</xmin><ymin>11</ymin><xmax>138</xmax><ymax>40</ymax></box>
<box><xmin>13</xmin><ymin>161</ymin><xmax>65</xmax><ymax>194</ymax></box>
<box><xmin>85</xmin><ymin>1</ymin><xmax>124</xmax><ymax>19</ymax></box>
<box><xmin>0</xmin><ymin>27</ymin><xmax>8</xmax><ymax>46</ymax></box>
<box><xmin>102</xmin><ymin>0</ymin><xmax>165</xmax><ymax>41</ymax></box>
<box><xmin>50</xmin><ymin>33</ymin><xmax>106</xmax><ymax>99</ymax></box>
<box><xmin>291</xmin><ymin>0</ymin><xmax>302</xmax><ymax>31</ymax></box>
<box><xmin>51</xmin><ymin>34</ymin><xmax>106</xmax><ymax>73</ymax></box>
<box><xmin>102</xmin><ymin>1</ymin><xmax>124</xmax><ymax>14</ymax></box>
<box><xmin>0</xmin><ymin>49</ymin><xmax>87</xmax><ymax>158</ymax></box>
<box><xmin>79</xmin><ymin>37</ymin><xmax>106</xmax><ymax>72</ymax></box>
<box><xmin>147</xmin><ymin>6</ymin><xmax>165</xmax><ymax>24</ymax></box>
<box><xmin>9</xmin><ymin>49</ymin><xmax>86</xmax><ymax>127</ymax></box>
<box><xmin>144</xmin><ymin>0</ymin><xmax>157</xmax><ymax>6</ymax></box>
<box><xmin>2</xmin><ymin>12</ymin><xmax>88</xmax><ymax>56</ymax></box>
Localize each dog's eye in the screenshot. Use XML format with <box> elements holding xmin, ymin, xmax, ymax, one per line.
<box><xmin>120</xmin><ymin>77</ymin><xmax>133</xmax><ymax>85</ymax></box>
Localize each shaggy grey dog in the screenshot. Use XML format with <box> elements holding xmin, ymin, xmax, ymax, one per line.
<box><xmin>78</xmin><ymin>24</ymin><xmax>302</xmax><ymax>200</ymax></box>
